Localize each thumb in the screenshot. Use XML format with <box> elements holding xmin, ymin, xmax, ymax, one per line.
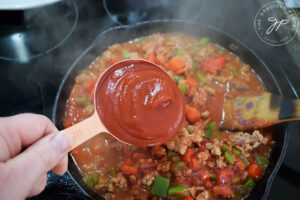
<box><xmin>2</xmin><ymin>131</ymin><xmax>71</xmax><ymax>200</ymax></box>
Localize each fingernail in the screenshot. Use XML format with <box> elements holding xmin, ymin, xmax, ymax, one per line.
<box><xmin>50</xmin><ymin>131</ymin><xmax>72</xmax><ymax>153</ymax></box>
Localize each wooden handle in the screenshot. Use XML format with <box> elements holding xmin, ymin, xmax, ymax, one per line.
<box><xmin>63</xmin><ymin>112</ymin><xmax>108</xmax><ymax>151</ymax></box>
<box><xmin>220</xmin><ymin>92</ymin><xmax>300</xmax><ymax>130</ymax></box>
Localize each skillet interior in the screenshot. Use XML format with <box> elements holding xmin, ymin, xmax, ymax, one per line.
<box><xmin>52</xmin><ymin>20</ymin><xmax>288</xmax><ymax>200</ymax></box>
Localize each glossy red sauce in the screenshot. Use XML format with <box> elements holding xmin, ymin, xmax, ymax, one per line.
<box><xmin>95</xmin><ymin>60</ymin><xmax>184</xmax><ymax>146</ymax></box>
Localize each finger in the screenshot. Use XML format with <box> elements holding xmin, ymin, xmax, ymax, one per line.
<box><xmin>28</xmin><ymin>174</ymin><xmax>47</xmax><ymax>197</ymax></box>
<box><xmin>52</xmin><ymin>154</ymin><xmax>69</xmax><ymax>175</ymax></box>
<box><xmin>0</xmin><ymin>113</ymin><xmax>58</xmax><ymax>161</ymax></box>
<box><xmin>2</xmin><ymin>131</ymin><xmax>71</xmax><ymax>200</ymax></box>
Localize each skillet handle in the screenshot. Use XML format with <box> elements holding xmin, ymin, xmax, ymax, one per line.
<box><xmin>63</xmin><ymin>112</ymin><xmax>107</xmax><ymax>151</ymax></box>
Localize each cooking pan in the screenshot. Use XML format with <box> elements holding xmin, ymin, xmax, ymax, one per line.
<box><xmin>52</xmin><ymin>20</ymin><xmax>288</xmax><ymax>200</ymax></box>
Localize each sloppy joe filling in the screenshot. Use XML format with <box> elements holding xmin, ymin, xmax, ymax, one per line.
<box><xmin>64</xmin><ymin>33</ymin><xmax>273</xmax><ymax>200</ymax></box>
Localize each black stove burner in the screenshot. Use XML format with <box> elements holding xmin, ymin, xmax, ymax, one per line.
<box><xmin>103</xmin><ymin>0</ymin><xmax>207</xmax><ymax>25</ymax></box>
<box><xmin>0</xmin><ymin>0</ymin><xmax>78</xmax><ymax>63</ymax></box>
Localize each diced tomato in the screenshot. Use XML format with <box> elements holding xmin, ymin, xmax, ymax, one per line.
<box><xmin>247</xmin><ymin>163</ymin><xmax>262</xmax><ymax>181</ymax></box>
<box><xmin>139</xmin><ymin>159</ymin><xmax>157</xmax><ymax>168</ymax></box>
<box><xmin>146</xmin><ymin>52</ymin><xmax>156</xmax><ymax>63</ymax></box>
<box><xmin>235</xmin><ymin>158</ymin><xmax>245</xmax><ymax>171</ymax></box>
<box><xmin>191</xmin><ymin>157</ymin><xmax>201</xmax><ymax>170</ymax></box>
<box><xmin>120</xmin><ymin>164</ymin><xmax>138</xmax><ymax>175</ymax></box>
<box><xmin>183</xmin><ymin>197</ymin><xmax>193</xmax><ymax>200</ymax></box>
<box><xmin>215</xmin><ymin>168</ymin><xmax>233</xmax><ymax>185</ymax></box>
<box><xmin>176</xmin><ymin>67</ymin><xmax>185</xmax><ymax>74</ymax></box>
<box><xmin>213</xmin><ymin>185</ymin><xmax>234</xmax><ymax>198</ymax></box>
<box><xmin>199</xmin><ymin>169</ymin><xmax>211</xmax><ymax>181</ymax></box>
<box><xmin>205</xmin><ymin>180</ymin><xmax>213</xmax><ymax>189</ymax></box>
<box><xmin>109</xmin><ymin>55</ymin><xmax>122</xmax><ymax>65</ymax></box>
<box><xmin>185</xmin><ymin>77</ymin><xmax>197</xmax><ymax>87</ymax></box>
<box><xmin>185</xmin><ymin>104</ymin><xmax>201</xmax><ymax>123</ymax></box>
<box><xmin>202</xmin><ymin>56</ymin><xmax>227</xmax><ymax>74</ymax></box>
<box><xmin>182</xmin><ymin>148</ymin><xmax>195</xmax><ymax>163</ymax></box>
<box><xmin>124</xmin><ymin>158</ymin><xmax>134</xmax><ymax>165</ymax></box>
<box><xmin>156</xmin><ymin>55</ymin><xmax>168</xmax><ymax>65</ymax></box>
<box><xmin>132</xmin><ymin>152</ymin><xmax>146</xmax><ymax>160</ymax></box>
<box><xmin>248</xmin><ymin>157</ymin><xmax>255</xmax><ymax>164</ymax></box>
<box><xmin>167</xmin><ymin>56</ymin><xmax>186</xmax><ymax>74</ymax></box>
<box><xmin>84</xmin><ymin>78</ymin><xmax>95</xmax><ymax>92</ymax></box>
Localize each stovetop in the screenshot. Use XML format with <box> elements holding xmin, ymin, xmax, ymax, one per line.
<box><xmin>0</xmin><ymin>0</ymin><xmax>299</xmax><ymax>199</ymax></box>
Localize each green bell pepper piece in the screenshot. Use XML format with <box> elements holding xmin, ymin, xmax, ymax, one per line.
<box><xmin>109</xmin><ymin>166</ymin><xmax>117</xmax><ymax>177</ymax></box>
<box><xmin>230</xmin><ymin>68</ymin><xmax>237</xmax><ymax>75</ymax></box>
<box><xmin>210</xmin><ymin>173</ymin><xmax>216</xmax><ymax>181</ymax></box>
<box><xmin>225</xmin><ymin>152</ymin><xmax>235</xmax><ymax>164</ymax></box>
<box><xmin>244</xmin><ymin>178</ymin><xmax>255</xmax><ymax>189</ymax></box>
<box><xmin>186</xmin><ymin>128</ymin><xmax>193</xmax><ymax>134</ymax></box>
<box><xmin>192</xmin><ymin>62</ymin><xmax>197</xmax><ymax>71</ymax></box>
<box><xmin>232</xmin><ymin>148</ymin><xmax>241</xmax><ymax>156</ymax></box>
<box><xmin>75</xmin><ymin>96</ymin><xmax>90</xmax><ymax>107</ymax></box>
<box><xmin>173</xmin><ymin>75</ymin><xmax>184</xmax><ymax>84</ymax></box>
<box><xmin>167</xmin><ymin>151</ymin><xmax>179</xmax><ymax>157</ymax></box>
<box><xmin>199</xmin><ymin>37</ymin><xmax>210</xmax><ymax>46</ymax></box>
<box><xmin>121</xmin><ymin>49</ymin><xmax>130</xmax><ymax>59</ymax></box>
<box><xmin>83</xmin><ymin>173</ymin><xmax>99</xmax><ymax>188</ymax></box>
<box><xmin>233</xmin><ymin>177</ymin><xmax>240</xmax><ymax>184</ymax></box>
<box><xmin>255</xmin><ymin>156</ymin><xmax>269</xmax><ymax>170</ymax></box>
<box><xmin>240</xmin><ymin>151</ymin><xmax>249</xmax><ymax>167</ymax></box>
<box><xmin>221</xmin><ymin>144</ymin><xmax>231</xmax><ymax>153</ymax></box>
<box><xmin>205</xmin><ymin>122</ymin><xmax>219</xmax><ymax>139</ymax></box>
<box><xmin>151</xmin><ymin>176</ymin><xmax>170</xmax><ymax>198</ymax></box>
<box><xmin>168</xmin><ymin>184</ymin><xmax>185</xmax><ymax>195</ymax></box>
<box><xmin>178</xmin><ymin>84</ymin><xmax>186</xmax><ymax>96</ymax></box>
<box><xmin>196</xmin><ymin>72</ymin><xmax>207</xmax><ymax>85</ymax></box>
<box><xmin>205</xmin><ymin>128</ymin><xmax>212</xmax><ymax>139</ymax></box>
<box><xmin>177</xmin><ymin>49</ymin><xmax>184</xmax><ymax>56</ymax></box>
<box><xmin>171</xmin><ymin>161</ymin><xmax>185</xmax><ymax>173</ymax></box>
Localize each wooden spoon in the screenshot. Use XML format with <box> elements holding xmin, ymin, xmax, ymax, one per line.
<box><xmin>219</xmin><ymin>91</ymin><xmax>300</xmax><ymax>130</ymax></box>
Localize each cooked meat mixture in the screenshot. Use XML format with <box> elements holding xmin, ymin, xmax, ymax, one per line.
<box><xmin>64</xmin><ymin>33</ymin><xmax>273</xmax><ymax>200</ymax></box>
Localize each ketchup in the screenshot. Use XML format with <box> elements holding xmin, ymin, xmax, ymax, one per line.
<box><xmin>95</xmin><ymin>60</ymin><xmax>184</xmax><ymax>146</ymax></box>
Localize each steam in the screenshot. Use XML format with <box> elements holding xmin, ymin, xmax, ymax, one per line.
<box><xmin>5</xmin><ymin>0</ymin><xmax>117</xmax><ymax>116</ymax></box>
<box><xmin>7</xmin><ymin>0</ymin><xmax>298</xmax><ymax>117</ymax></box>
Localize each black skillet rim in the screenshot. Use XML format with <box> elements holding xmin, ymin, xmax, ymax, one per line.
<box><xmin>52</xmin><ymin>19</ymin><xmax>289</xmax><ymax>200</ymax></box>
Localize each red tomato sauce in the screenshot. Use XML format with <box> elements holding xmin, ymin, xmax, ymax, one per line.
<box><xmin>95</xmin><ymin>60</ymin><xmax>184</xmax><ymax>146</ymax></box>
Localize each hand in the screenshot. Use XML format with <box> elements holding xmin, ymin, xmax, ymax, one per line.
<box><xmin>0</xmin><ymin>113</ymin><xmax>71</xmax><ymax>200</ymax></box>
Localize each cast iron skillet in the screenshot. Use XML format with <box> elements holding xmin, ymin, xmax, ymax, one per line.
<box><xmin>52</xmin><ymin>20</ymin><xmax>288</xmax><ymax>200</ymax></box>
